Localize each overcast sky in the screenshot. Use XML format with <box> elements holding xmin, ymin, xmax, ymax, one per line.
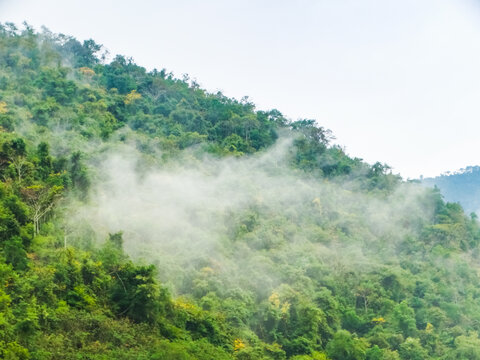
<box><xmin>1</xmin><ymin>0</ymin><xmax>480</xmax><ymax>178</ymax></box>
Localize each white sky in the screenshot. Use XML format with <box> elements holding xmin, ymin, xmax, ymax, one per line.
<box><xmin>1</xmin><ymin>0</ymin><xmax>480</xmax><ymax>179</ymax></box>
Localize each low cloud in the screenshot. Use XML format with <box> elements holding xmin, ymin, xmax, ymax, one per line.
<box><xmin>68</xmin><ymin>138</ymin><xmax>434</xmax><ymax>297</ymax></box>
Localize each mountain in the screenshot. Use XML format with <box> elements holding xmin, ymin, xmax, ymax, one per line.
<box><xmin>423</xmin><ymin>166</ymin><xmax>480</xmax><ymax>215</ymax></box>
<box><xmin>1</xmin><ymin>22</ymin><xmax>480</xmax><ymax>359</ymax></box>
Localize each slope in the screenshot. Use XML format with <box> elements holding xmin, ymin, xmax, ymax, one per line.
<box><xmin>0</xmin><ymin>23</ymin><xmax>479</xmax><ymax>360</ymax></box>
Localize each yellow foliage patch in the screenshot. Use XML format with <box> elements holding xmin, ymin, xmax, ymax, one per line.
<box><xmin>372</xmin><ymin>317</ymin><xmax>386</xmax><ymax>323</ymax></box>
<box><xmin>281</xmin><ymin>301</ymin><xmax>291</xmax><ymax>315</ymax></box>
<box><xmin>174</xmin><ymin>298</ymin><xmax>197</xmax><ymax>312</ymax></box>
<box><xmin>78</xmin><ymin>67</ymin><xmax>95</xmax><ymax>76</ymax></box>
<box><xmin>269</xmin><ymin>292</ymin><xmax>281</xmax><ymax>308</ymax></box>
<box><xmin>200</xmin><ymin>266</ymin><xmax>214</xmax><ymax>276</ymax></box>
<box><xmin>0</xmin><ymin>101</ymin><xmax>8</xmax><ymax>114</ymax></box>
<box><xmin>234</xmin><ymin>338</ymin><xmax>246</xmax><ymax>352</ymax></box>
<box><xmin>26</xmin><ymin>253</ymin><xmax>38</xmax><ymax>260</ymax></box>
<box><xmin>124</xmin><ymin>90</ymin><xmax>142</xmax><ymax>105</ymax></box>
<box><xmin>426</xmin><ymin>322</ymin><xmax>434</xmax><ymax>333</ymax></box>
<box><xmin>26</xmin><ymin>184</ymin><xmax>44</xmax><ymax>191</ymax></box>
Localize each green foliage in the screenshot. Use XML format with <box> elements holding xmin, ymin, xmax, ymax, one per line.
<box><xmin>4</xmin><ymin>236</ymin><xmax>27</xmax><ymax>270</ymax></box>
<box><xmin>398</xmin><ymin>337</ymin><xmax>427</xmax><ymax>360</ymax></box>
<box><xmin>0</xmin><ymin>22</ymin><xmax>480</xmax><ymax>359</ymax></box>
<box><xmin>391</xmin><ymin>301</ymin><xmax>417</xmax><ymax>338</ymax></box>
<box><xmin>109</xmin><ymin>262</ymin><xmax>163</xmax><ymax>323</ymax></box>
<box><xmin>326</xmin><ymin>330</ymin><xmax>368</xmax><ymax>360</ymax></box>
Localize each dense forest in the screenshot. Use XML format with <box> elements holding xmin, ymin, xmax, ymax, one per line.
<box><xmin>423</xmin><ymin>166</ymin><xmax>480</xmax><ymax>216</ymax></box>
<box><xmin>1</xmin><ymin>22</ymin><xmax>480</xmax><ymax>359</ymax></box>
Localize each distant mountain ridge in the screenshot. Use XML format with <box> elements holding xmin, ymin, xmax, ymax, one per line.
<box><xmin>422</xmin><ymin>165</ymin><xmax>480</xmax><ymax>214</ymax></box>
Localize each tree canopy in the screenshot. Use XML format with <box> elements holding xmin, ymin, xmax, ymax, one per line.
<box><xmin>0</xmin><ymin>22</ymin><xmax>478</xmax><ymax>359</ymax></box>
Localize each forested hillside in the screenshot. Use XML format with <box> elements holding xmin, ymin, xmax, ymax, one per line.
<box><xmin>423</xmin><ymin>166</ymin><xmax>480</xmax><ymax>216</ymax></box>
<box><xmin>1</xmin><ymin>22</ymin><xmax>480</xmax><ymax>359</ymax></box>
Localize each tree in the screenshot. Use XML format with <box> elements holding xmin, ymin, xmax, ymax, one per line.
<box><xmin>326</xmin><ymin>330</ymin><xmax>368</xmax><ymax>360</ymax></box>
<box><xmin>35</xmin><ymin>142</ymin><xmax>53</xmax><ymax>180</ymax></box>
<box><xmin>109</xmin><ymin>262</ymin><xmax>165</xmax><ymax>323</ymax></box>
<box><xmin>9</xmin><ymin>156</ymin><xmax>33</xmax><ymax>183</ymax></box>
<box><xmin>391</xmin><ymin>301</ymin><xmax>417</xmax><ymax>338</ymax></box>
<box><xmin>69</xmin><ymin>151</ymin><xmax>89</xmax><ymax>195</ymax></box>
<box><xmin>449</xmin><ymin>333</ymin><xmax>480</xmax><ymax>360</ymax></box>
<box><xmin>4</xmin><ymin>236</ymin><xmax>28</xmax><ymax>270</ymax></box>
<box><xmin>21</xmin><ymin>184</ymin><xmax>62</xmax><ymax>236</ymax></box>
<box><xmin>398</xmin><ymin>338</ymin><xmax>428</xmax><ymax>360</ymax></box>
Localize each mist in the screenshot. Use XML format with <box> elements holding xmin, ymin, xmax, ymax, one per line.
<box><xmin>66</xmin><ymin>138</ymin><xmax>434</xmax><ymax>300</ymax></box>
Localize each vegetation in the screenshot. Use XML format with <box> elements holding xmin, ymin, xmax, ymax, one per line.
<box><xmin>0</xmin><ymin>22</ymin><xmax>479</xmax><ymax>359</ymax></box>
<box><xmin>423</xmin><ymin>166</ymin><xmax>480</xmax><ymax>215</ymax></box>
